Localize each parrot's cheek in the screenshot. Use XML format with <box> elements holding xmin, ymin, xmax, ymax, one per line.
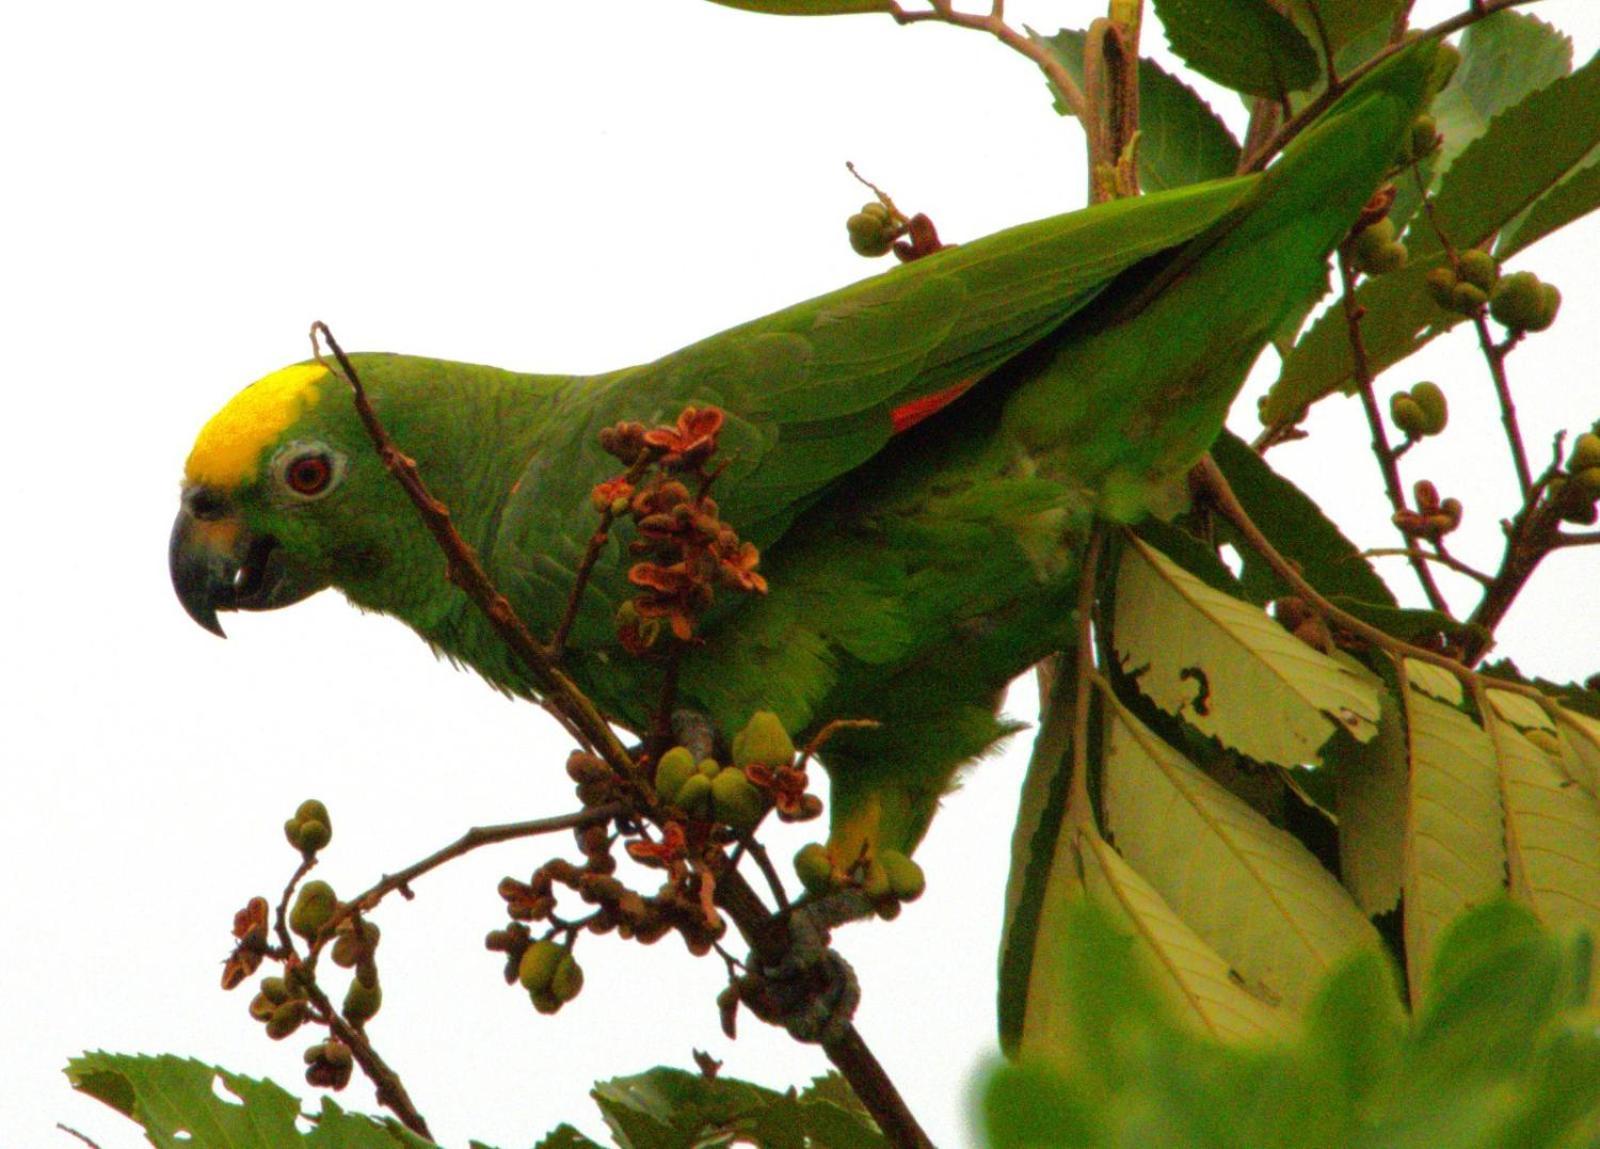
<box><xmin>170</xmin><ymin>504</ymin><xmax>326</xmax><ymax>636</ymax></box>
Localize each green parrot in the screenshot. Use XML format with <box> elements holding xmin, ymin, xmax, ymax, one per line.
<box><xmin>172</xmin><ymin>45</ymin><xmax>1433</xmax><ymax>865</ymax></box>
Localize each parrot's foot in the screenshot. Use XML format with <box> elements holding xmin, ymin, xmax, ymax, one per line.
<box><xmin>733</xmin><ymin>895</ymin><xmax>867</xmax><ymax>1044</ymax></box>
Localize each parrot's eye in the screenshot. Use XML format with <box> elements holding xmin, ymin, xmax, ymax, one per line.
<box><xmin>273</xmin><ymin>443</ymin><xmax>345</xmax><ymax>501</ymax></box>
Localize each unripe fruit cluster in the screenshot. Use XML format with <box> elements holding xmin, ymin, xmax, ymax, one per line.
<box><xmin>794</xmin><ymin>842</ymin><xmax>926</xmax><ymax>919</ymax></box>
<box><xmin>1489</xmin><ymin>270</ymin><xmax>1562</xmax><ymax>333</ymax></box>
<box><xmin>1351</xmin><ymin>217</ymin><xmax>1408</xmax><ymax>276</ymax></box>
<box><xmin>846</xmin><ymin>202</ymin><xmax>899</xmax><ymax>258</ymax></box>
<box><xmin>518</xmin><ymin>939</ymin><xmax>585</xmax><ymax>1014</ymax></box>
<box><xmin>653</xmin><ymin>746</ymin><xmax>768</xmax><ymax>830</ymax></box>
<box><xmin>1390</xmin><ymin>381</ymin><xmax>1448</xmax><ymax>439</ymax></box>
<box><xmin>303</xmin><ymin>1039</ymin><xmax>354</xmax><ymax>1090</ymax></box>
<box><xmin>1426</xmin><ymin>249</ymin><xmax>1498</xmax><ymax>316</ymax></box>
<box><xmin>284</xmin><ymin>799</ymin><xmax>332</xmax><ymax>855</ymax></box>
<box><xmin>1549</xmin><ymin>431</ymin><xmax>1600</xmax><ymax>525</ymax></box>
<box><xmin>249</xmin><ymin>972</ymin><xmax>311</xmax><ymax>1041</ymax></box>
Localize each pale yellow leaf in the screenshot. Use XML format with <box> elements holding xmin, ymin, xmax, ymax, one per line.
<box><xmin>1404</xmin><ymin>658</ymin><xmax>1464</xmax><ymax>706</ymax></box>
<box><xmin>1485</xmin><ymin>687</ymin><xmax>1558</xmax><ymax>734</ymax></box>
<box><xmin>1098</xmin><ymin>680</ymin><xmax>1382</xmax><ymax>1011</ymax></box>
<box><xmin>1334</xmin><ymin>688</ymin><xmax>1408</xmax><ymax>916</ymax></box>
<box><xmin>1400</xmin><ymin>677</ymin><xmax>1506</xmax><ymax>1005</ymax></box>
<box><xmin>1073</xmin><ymin>824</ymin><xmax>1289</xmax><ymax>1042</ymax></box>
<box><xmin>1113</xmin><ymin>535</ymin><xmax>1382</xmax><ymax>765</ymax></box>
<box><xmin>1484</xmin><ymin>705</ymin><xmax>1600</xmax><ymax>984</ymax></box>
<box><xmin>1555</xmin><ymin>707</ymin><xmax>1600</xmax><ymax>796</ymax></box>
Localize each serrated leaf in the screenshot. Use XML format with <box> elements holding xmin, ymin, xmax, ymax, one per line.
<box><xmin>1072</xmin><ymin>820</ymin><xmax>1290</xmax><ymax>1043</ymax></box>
<box><xmin>66</xmin><ymin>1053</ymin><xmax>436</xmax><ymax>1149</ymax></box>
<box><xmin>593</xmin><ymin>1068</ymin><xmax>782</xmax><ymax>1148</ymax></box>
<box><xmin>1113</xmin><ymin>533</ymin><xmax>1382</xmax><ymax>765</ymax></box>
<box><xmin>1399</xmin><ymin>673</ymin><xmax>1506</xmax><ymax>1005</ymax></box>
<box><xmin>1484</xmin><ymin>700</ymin><xmax>1600</xmax><ymax>985</ymax></box>
<box><xmin>1286</xmin><ymin>0</ymin><xmax>1404</xmax><ymax>55</ymax></box>
<box><xmin>1405</xmin><ymin>657</ymin><xmax>1464</xmax><ymax>706</ymax></box>
<box><xmin>704</xmin><ymin>0</ymin><xmax>893</xmax><ymax>14</ymax></box>
<box><xmin>1485</xmin><ymin>686</ymin><xmax>1558</xmax><ymax>733</ymax></box>
<box><xmin>1262</xmin><ymin>47</ymin><xmax>1600</xmax><ymax>426</ymax></box>
<box><xmin>536</xmin><ymin>1127</ymin><xmax>606</xmax><ymax>1149</ymax></box>
<box><xmin>1499</xmin><ymin>141</ymin><xmax>1600</xmax><ymax>258</ymax></box>
<box><xmin>1556</xmin><ymin>707</ymin><xmax>1600</xmax><ymax>796</ymax></box>
<box><xmin>1098</xmin><ymin>678</ymin><xmax>1383</xmax><ymax>1011</ymax></box>
<box><xmin>1431</xmin><ymin>10</ymin><xmax>1573</xmax><ymax>173</ymax></box>
<box><xmin>1151</xmin><ymin>0</ymin><xmax>1321</xmax><ymax>99</ymax></box>
<box><xmin>1030</xmin><ymin>29</ymin><xmax>1241</xmax><ymax>190</ymax></box>
<box><xmin>1332</xmin><ymin>686</ymin><xmax>1408</xmax><ymax>915</ymax></box>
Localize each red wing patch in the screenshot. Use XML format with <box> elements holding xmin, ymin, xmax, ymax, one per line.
<box><xmin>889</xmin><ymin>376</ymin><xmax>980</xmax><ymax>435</ymax></box>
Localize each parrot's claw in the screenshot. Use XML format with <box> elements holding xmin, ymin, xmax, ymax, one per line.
<box><xmin>735</xmin><ymin>898</ymin><xmax>865</xmax><ymax>1044</ymax></box>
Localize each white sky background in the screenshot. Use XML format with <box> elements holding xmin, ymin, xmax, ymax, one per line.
<box><xmin>4</xmin><ymin>2</ymin><xmax>1599</xmax><ymax>1146</ymax></box>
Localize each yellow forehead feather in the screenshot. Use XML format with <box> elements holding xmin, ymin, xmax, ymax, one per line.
<box><xmin>185</xmin><ymin>363</ymin><xmax>330</xmax><ymax>487</ymax></box>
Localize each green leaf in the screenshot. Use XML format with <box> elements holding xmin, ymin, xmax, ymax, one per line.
<box><xmin>1151</xmin><ymin>0</ymin><xmax>1321</xmax><ymax>99</ymax></box>
<box><xmin>1030</xmin><ymin>29</ymin><xmax>1241</xmax><ymax>190</ymax></box>
<box><xmin>1262</xmin><ymin>46</ymin><xmax>1600</xmax><ymax>427</ymax></box>
<box><xmin>1397</xmin><ymin>669</ymin><xmax>1507</xmax><ymax>1005</ymax></box>
<box><xmin>1431</xmin><ymin>10</ymin><xmax>1573</xmax><ymax>173</ymax></box>
<box><xmin>1330</xmin><ymin>682</ymin><xmax>1408</xmax><ymax>915</ymax></box>
<box><xmin>65</xmin><ymin>1053</ymin><xmax>437</xmax><ymax>1149</ymax></box>
<box><xmin>1499</xmin><ymin>141</ymin><xmax>1600</xmax><ymax>258</ymax></box>
<box><xmin>1112</xmin><ymin>533</ymin><xmax>1383</xmax><ymax>766</ymax></box>
<box><xmin>536</xmin><ymin>1127</ymin><xmax>606</xmax><ymax>1149</ymax></box>
<box><xmin>1097</xmin><ymin>677</ymin><xmax>1384</xmax><ymax>1011</ymax></box>
<box><xmin>1285</xmin><ymin>0</ymin><xmax>1405</xmax><ymax>56</ymax></box>
<box><xmin>703</xmin><ymin>0</ymin><xmax>894</xmax><ymax>14</ymax></box>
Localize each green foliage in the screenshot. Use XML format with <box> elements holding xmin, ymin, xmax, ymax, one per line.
<box><xmin>1264</xmin><ymin>41</ymin><xmax>1600</xmax><ymax>426</ymax></box>
<box><xmin>982</xmin><ymin>901</ymin><xmax>1600</xmax><ymax>1149</ymax></box>
<box><xmin>1030</xmin><ymin>29</ymin><xmax>1241</xmax><ymax>191</ymax></box>
<box><xmin>65</xmin><ymin>1053</ymin><xmax>437</xmax><ymax>1148</ymax></box>
<box><xmin>1150</xmin><ymin>0</ymin><xmax>1320</xmax><ymax>100</ymax></box>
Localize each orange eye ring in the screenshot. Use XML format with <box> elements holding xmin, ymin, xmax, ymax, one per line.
<box><xmin>285</xmin><ymin>453</ymin><xmax>333</xmax><ymax>496</ymax></box>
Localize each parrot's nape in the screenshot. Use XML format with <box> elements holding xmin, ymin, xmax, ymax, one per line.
<box><xmin>172</xmin><ymin>43</ymin><xmax>1436</xmax><ymax>865</ymax></box>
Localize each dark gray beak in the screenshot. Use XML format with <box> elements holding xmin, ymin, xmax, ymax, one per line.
<box><xmin>170</xmin><ymin>488</ymin><xmax>322</xmax><ymax>636</ymax></box>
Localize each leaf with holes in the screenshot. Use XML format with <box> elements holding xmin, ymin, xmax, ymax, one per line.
<box><xmin>66</xmin><ymin>1053</ymin><xmax>437</xmax><ymax>1149</ymax></box>
<box><xmin>1113</xmin><ymin>534</ymin><xmax>1382</xmax><ymax>766</ymax></box>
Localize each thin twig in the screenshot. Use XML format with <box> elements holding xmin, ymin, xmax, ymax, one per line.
<box><xmin>1472</xmin><ymin>318</ymin><xmax>1534</xmax><ymax>498</ymax></box>
<box><xmin>1194</xmin><ymin>456</ymin><xmax>1482</xmax><ymax>686</ymax></box>
<box><xmin>304</xmin><ymin>974</ymin><xmax>431</xmax><ymax>1141</ymax></box>
<box><xmin>1334</xmin><ymin>249</ymin><xmax>1452</xmax><ymax>613</ymax></box>
<box><xmin>1556</xmin><ymin>531</ymin><xmax>1600</xmax><ymax>548</ymax></box>
<box><xmin>740</xmin><ymin>833</ymin><xmax>792</xmax><ymax>914</ymax></box>
<box><xmin>56</xmin><ymin>1126</ymin><xmax>103</xmax><ymax>1149</ymax></box>
<box><xmin>1358</xmin><ymin>547</ymin><xmax>1494</xmax><ymax>586</ymax></box>
<box><xmin>884</xmin><ymin>0</ymin><xmax>1088</xmax><ymax>123</ymax></box>
<box><xmin>1245</xmin><ymin>0</ymin><xmax>1541</xmax><ymax>173</ymax></box>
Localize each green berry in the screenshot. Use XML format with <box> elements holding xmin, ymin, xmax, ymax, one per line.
<box><xmin>1407</xmin><ymin>115</ymin><xmax>1438</xmax><ymax>161</ymax></box>
<box><xmin>530</xmin><ymin>989</ymin><xmax>563</xmax><ymax>1015</ymax></box>
<box><xmin>846</xmin><ymin>210</ymin><xmax>893</xmax><ymax>258</ymax></box>
<box><xmin>289</xmin><ymin>881</ymin><xmax>338</xmax><ymax>941</ymax></box>
<box><xmin>652</xmin><ymin>746</ymin><xmax>696</xmax><ymax>805</ymax></box>
<box><xmin>259</xmin><ymin>976</ymin><xmax>291</xmax><ymax>1005</ymax></box>
<box><xmin>711</xmin><ymin>767</ymin><xmax>768</xmax><ymax>832</ymax></box>
<box><xmin>674</xmin><ymin>772</ymin><xmax>714</xmax><ymax>821</ymax></box>
<box><xmin>1449</xmin><ymin>281</ymin><xmax>1488</xmax><ymax>315</ymax></box>
<box><xmin>295</xmin><ymin>800</ymin><xmax>330</xmax><ymax>827</ymax></box>
<box><xmin>1352</xmin><ymin>217</ymin><xmax>1394</xmax><ymax>258</ymax></box>
<box><xmin>860</xmin><ymin>859</ymin><xmax>892</xmax><ymax>900</ymax></box>
<box><xmin>518</xmin><ymin>939</ymin><xmax>565</xmax><ymax>992</ymax></box>
<box><xmin>295</xmin><ymin>820</ymin><xmax>331</xmax><ymax>852</ymax></box>
<box><xmin>1534</xmin><ymin>282</ymin><xmax>1562</xmax><ymax>331</ymax></box>
<box><xmin>794</xmin><ymin>843</ymin><xmax>835</xmax><ymax>895</ymax></box>
<box><xmin>879</xmin><ymin>850</ymin><xmax>926</xmax><ymax>902</ymax></box>
<box><xmin>1568</xmin><ymin>433</ymin><xmax>1600</xmax><ymax>472</ymax></box>
<box><xmin>342</xmin><ymin>978</ymin><xmax>382</xmax><ymax>1024</ymax></box>
<box><xmin>1573</xmin><ymin>467</ymin><xmax>1600</xmax><ymax>498</ymax></box>
<box><xmin>266</xmin><ymin>1001</ymin><xmax>308</xmax><ymax>1040</ymax></box>
<box><xmin>248</xmin><ymin>993</ymin><xmax>277</xmax><ymax>1022</ymax></box>
<box><xmin>1457</xmin><ymin>249</ymin><xmax>1498</xmax><ymax>292</ymax></box>
<box><xmin>1489</xmin><ymin>271</ymin><xmax>1549</xmax><ymax>331</ymax></box>
<box><xmin>549</xmin><ymin>954</ymin><xmax>584</xmax><ymax>1003</ymax></box>
<box><xmin>1424</xmin><ymin>266</ymin><xmax>1458</xmax><ymax>308</ymax></box>
<box><xmin>1410</xmin><ymin>382</ymin><xmax>1448</xmax><ymax>435</ymax></box>
<box><xmin>1561</xmin><ymin>500</ymin><xmax>1599</xmax><ymax>526</ymax></box>
<box><xmin>732</xmin><ymin>711</ymin><xmax>796</xmax><ymax>769</ymax></box>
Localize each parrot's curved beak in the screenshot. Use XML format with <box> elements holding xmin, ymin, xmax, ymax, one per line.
<box><xmin>170</xmin><ymin>488</ymin><xmax>323</xmax><ymax>636</ymax></box>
